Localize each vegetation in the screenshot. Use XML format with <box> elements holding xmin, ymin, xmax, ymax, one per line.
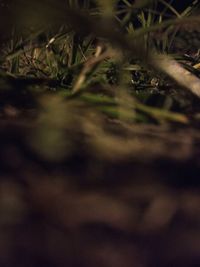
<box><xmin>0</xmin><ymin>1</ymin><xmax>200</xmax><ymax>266</ymax></box>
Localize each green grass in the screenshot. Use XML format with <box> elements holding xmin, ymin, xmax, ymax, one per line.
<box><xmin>0</xmin><ymin>0</ymin><xmax>200</xmax><ymax>125</ymax></box>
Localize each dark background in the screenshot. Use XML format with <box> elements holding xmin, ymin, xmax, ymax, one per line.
<box><xmin>0</xmin><ymin>1</ymin><xmax>199</xmax><ymax>48</ymax></box>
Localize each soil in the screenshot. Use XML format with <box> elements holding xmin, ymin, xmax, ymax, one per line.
<box><xmin>0</xmin><ymin>104</ymin><xmax>200</xmax><ymax>267</ymax></box>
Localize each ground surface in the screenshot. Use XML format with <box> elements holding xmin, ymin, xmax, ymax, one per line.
<box><xmin>0</xmin><ymin>106</ymin><xmax>200</xmax><ymax>267</ymax></box>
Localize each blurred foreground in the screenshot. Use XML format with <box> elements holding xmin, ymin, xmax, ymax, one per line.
<box><xmin>0</xmin><ymin>98</ymin><xmax>200</xmax><ymax>267</ymax></box>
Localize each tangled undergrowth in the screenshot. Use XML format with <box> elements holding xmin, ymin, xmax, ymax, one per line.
<box><xmin>1</xmin><ymin>0</ymin><xmax>200</xmax><ymax>123</ymax></box>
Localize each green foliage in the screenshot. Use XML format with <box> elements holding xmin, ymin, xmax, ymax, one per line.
<box><xmin>0</xmin><ymin>0</ymin><xmax>200</xmax><ymax>125</ymax></box>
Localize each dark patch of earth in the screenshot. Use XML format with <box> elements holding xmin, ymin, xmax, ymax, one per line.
<box><xmin>0</xmin><ymin>113</ymin><xmax>200</xmax><ymax>267</ymax></box>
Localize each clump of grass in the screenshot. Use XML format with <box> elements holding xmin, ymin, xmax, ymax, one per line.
<box><xmin>0</xmin><ymin>0</ymin><xmax>200</xmax><ymax>125</ymax></box>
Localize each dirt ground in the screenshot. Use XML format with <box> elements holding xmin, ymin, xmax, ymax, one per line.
<box><xmin>0</xmin><ymin>114</ymin><xmax>200</xmax><ymax>267</ymax></box>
